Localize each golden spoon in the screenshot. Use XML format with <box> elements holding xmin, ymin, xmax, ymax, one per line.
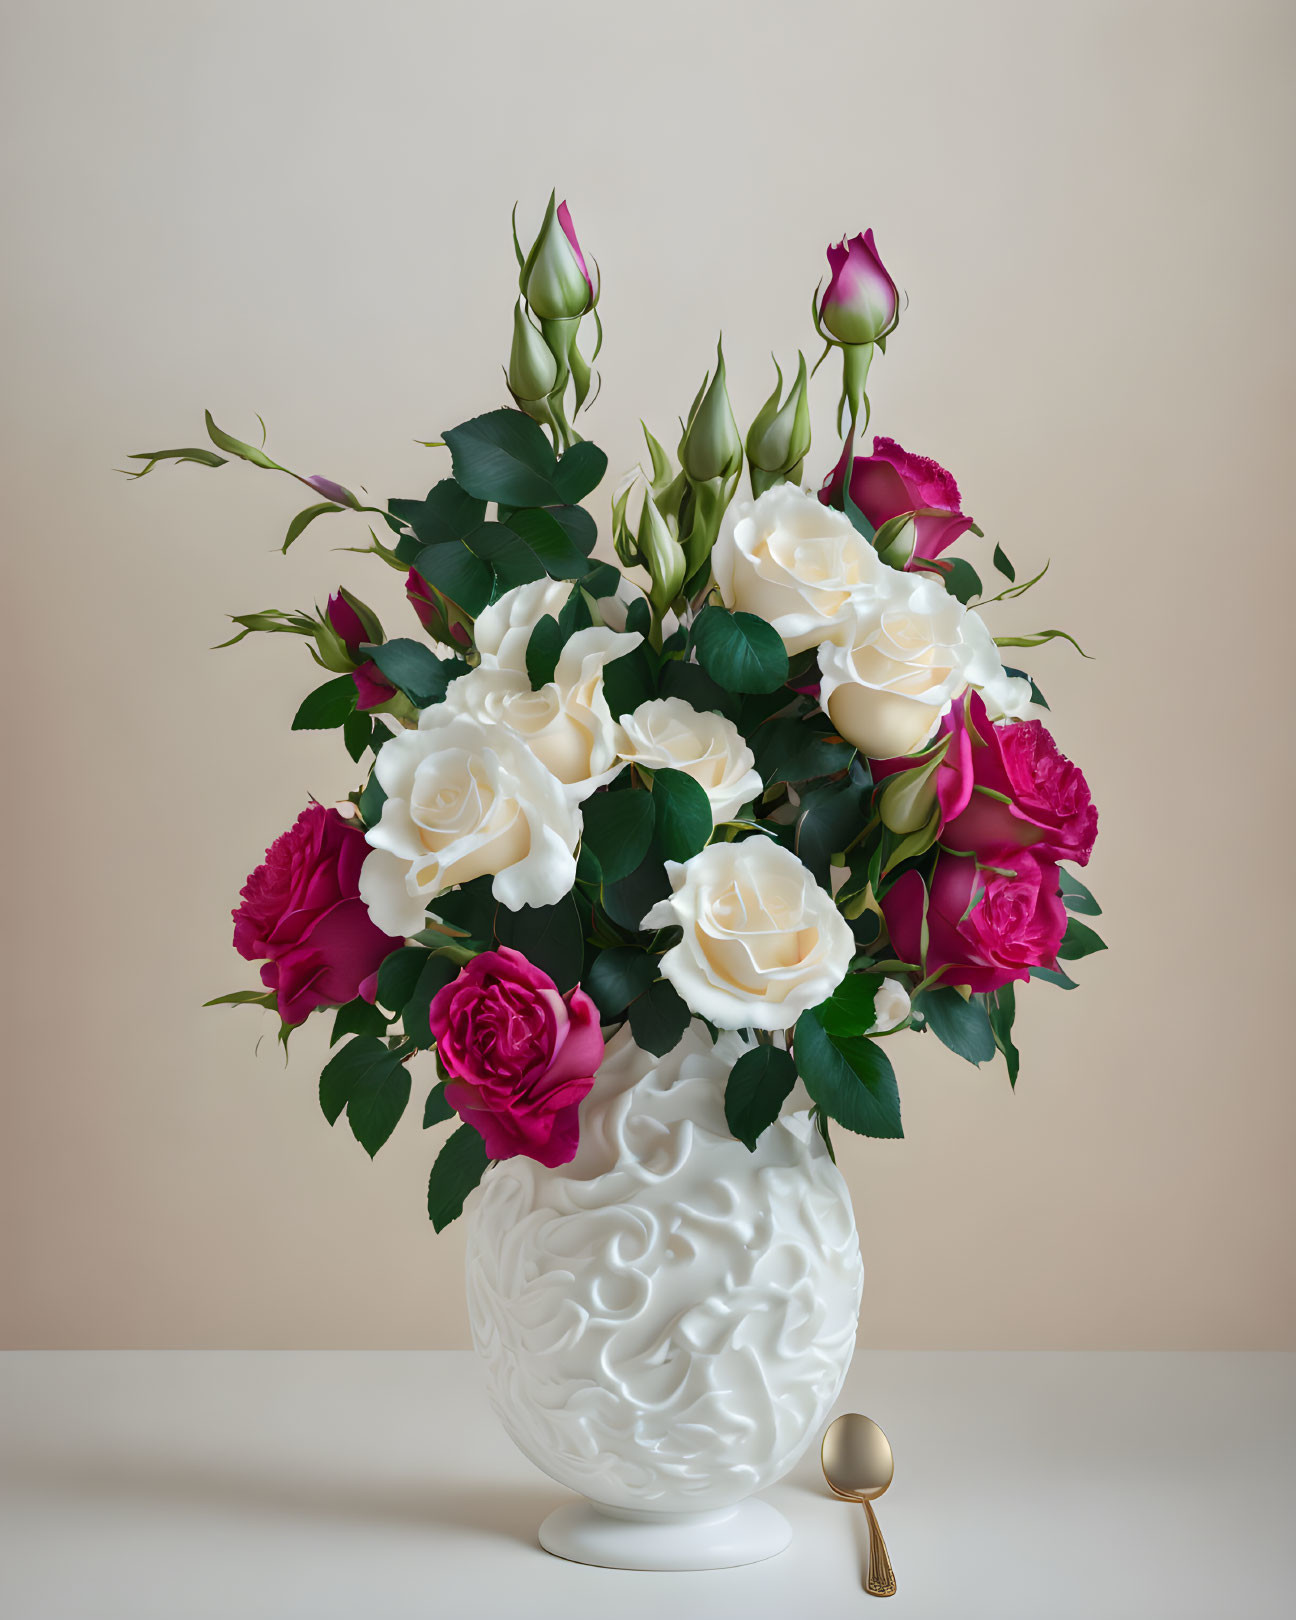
<box><xmin>821</xmin><ymin>1413</ymin><xmax>897</xmax><ymax>1597</ymax></box>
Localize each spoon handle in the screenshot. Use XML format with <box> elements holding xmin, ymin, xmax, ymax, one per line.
<box><xmin>862</xmin><ymin>1499</ymin><xmax>897</xmax><ymax>1598</ymax></box>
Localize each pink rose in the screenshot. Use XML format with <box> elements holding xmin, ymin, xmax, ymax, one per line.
<box><xmin>819</xmin><ymin>435</ymin><xmax>973</xmax><ymax>567</ymax></box>
<box><xmin>326</xmin><ymin>590</ymin><xmax>396</xmax><ymax>712</ymax></box>
<box><xmin>233</xmin><ymin>804</ymin><xmax>403</xmax><ymax>1025</ymax></box>
<box><xmin>935</xmin><ymin>694</ymin><xmax>1098</xmax><ymax>866</ymax></box>
<box><xmin>818</xmin><ymin>230</ymin><xmax>899</xmax><ymax>347</ymax></box>
<box><xmin>882</xmin><ymin>849</ymin><xmax>1067</xmax><ymax>994</ymax></box>
<box><xmin>430</xmin><ymin>947</ymin><xmax>604</xmax><ymax>1168</ymax></box>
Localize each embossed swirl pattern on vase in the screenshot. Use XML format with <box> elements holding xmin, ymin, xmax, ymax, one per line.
<box><xmin>465</xmin><ymin>1022</ymin><xmax>864</xmax><ymax>1514</ymax></box>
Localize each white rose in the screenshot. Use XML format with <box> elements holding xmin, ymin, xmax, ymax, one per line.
<box><xmin>869</xmin><ymin>977</ymin><xmax>911</xmax><ymax>1033</ymax></box>
<box><xmin>473</xmin><ymin>579</ymin><xmax>574</xmax><ymax>672</ymax></box>
<box><xmin>711</xmin><ymin>484</ymin><xmax>889</xmax><ymax>654</ymax></box>
<box><xmin>614</xmin><ymin>697</ymin><xmax>763</xmax><ymax>823</ymax></box>
<box><xmin>444</xmin><ymin>625</ymin><xmax>640</xmax><ymax>801</ymax></box>
<box><xmin>641</xmin><ymin>839</ymin><xmax>854</xmax><ymax>1030</ymax></box>
<box><xmin>359</xmin><ymin>709</ymin><xmax>580</xmax><ymax>933</ymax></box>
<box><xmin>818</xmin><ymin>569</ymin><xmax>1030</xmax><ymax>757</ymax></box>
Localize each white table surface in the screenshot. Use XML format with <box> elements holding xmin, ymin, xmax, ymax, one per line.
<box><xmin>1</xmin><ymin>1349</ymin><xmax>1292</xmax><ymax>1619</ymax></box>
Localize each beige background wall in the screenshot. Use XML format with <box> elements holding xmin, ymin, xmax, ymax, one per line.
<box><xmin>2</xmin><ymin>0</ymin><xmax>1292</xmax><ymax>1349</ymax></box>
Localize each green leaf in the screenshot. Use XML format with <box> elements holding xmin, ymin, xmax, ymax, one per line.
<box><xmin>362</xmin><ymin>639</ymin><xmax>466</xmax><ymax>707</ymax></box>
<box><xmin>724</xmin><ymin>1044</ymin><xmax>798</xmax><ymax>1150</ymax></box>
<box><xmin>1031</xmin><ymin>964</ymin><xmax>1078</xmax><ymax>989</ymax></box>
<box><xmin>343</xmin><ymin>708</ymin><xmax>375</xmax><ymax>762</ymax></box>
<box><xmin>376</xmin><ymin>947</ymin><xmax>431</xmax><ymax>1014</ymax></box>
<box><xmin>793</xmin><ymin>1011</ymin><xmax>903</xmax><ymax>1138</ymax></box>
<box><xmin>657</xmin><ymin>659</ymin><xmax>737</xmax><ymax>721</ymax></box>
<box><xmin>443</xmin><ymin>409</ymin><xmax>558</xmax><ymax>507</ymax></box>
<box><xmin>330</xmin><ymin>998</ymin><xmax>389</xmax><ymax>1045</ymax></box>
<box><xmin>627</xmin><ymin>977</ymin><xmax>691</xmax><ymax>1057</ymax></box>
<box><xmin>815</xmin><ymin>973</ymin><xmax>883</xmax><ymax>1038</ymax></box>
<box><xmin>556</xmin><ymin>583</ymin><xmax>594</xmax><ymax>641</ymax></box>
<box><xmin>651</xmin><ymin>768</ymin><xmax>713</xmax><ymax>862</ymax></box>
<box><xmin>427</xmin><ymin>874</ymin><xmax>496</xmax><ymax>948</ymax></box>
<box><xmin>1058</xmin><ymin>869</ymin><xmax>1102</xmax><ymax>916</ymax></box>
<box><xmin>796</xmin><ymin>778</ymin><xmax>868</xmax><ymax>888</ymax></box>
<box><xmin>552</xmin><ymin>440</ymin><xmax>608</xmax><ymax>503</ymax></box>
<box><xmin>346</xmin><ymin>1046</ymin><xmax>412</xmax><ymax>1158</ymax></box>
<box><xmin>602</xmin><ymin>646</ymin><xmax>657</xmax><ymax>720</ymax></box>
<box><xmin>940</xmin><ymin>557</ymin><xmax>982</xmax><ymax>605</ymax></box>
<box><xmin>916</xmin><ymin>987</ymin><xmax>995</xmax><ymax>1065</ymax></box>
<box><xmin>580</xmin><ymin>560</ymin><xmax>621</xmax><ymax>599</ymax></box>
<box><xmin>423</xmin><ymin>1081</ymin><xmax>454</xmax><ymax>1128</ymax></box>
<box><xmin>121</xmin><ymin>446</ymin><xmax>227</xmax><ymax>478</ymax></box>
<box><xmin>988</xmin><ymin>984</ymin><xmax>1020</xmax><ymax>1088</ymax></box>
<box><xmin>584</xmin><ymin>948</ymin><xmax>661</xmax><ymax>1021</ymax></box>
<box><xmin>1056</xmin><ymin>918</ymin><xmax>1107</xmax><ymax>960</ymax></box>
<box><xmin>601</xmin><ymin>854</ymin><xmax>671</xmax><ymax>932</ymax></box>
<box><xmin>494</xmin><ymin>896</ymin><xmax>583</xmax><ymax>993</ymax></box>
<box><xmin>548</xmin><ymin>504</ymin><xmax>598</xmax><ymax>556</ymax></box>
<box><xmin>460</xmin><ymin>521</ymin><xmax>546</xmax><ymax>589</ymax></box>
<box><xmin>526</xmin><ymin>614</ymin><xmax>563</xmax><ymax>690</ymax></box>
<box><xmin>358</xmin><ymin>770</ymin><xmax>387</xmax><ymax>828</ymax></box>
<box><xmin>282</xmin><ymin>501</ymin><xmax>344</xmax><ymax>554</ymax></box>
<box><xmin>389</xmin><ymin>481</ymin><xmax>487</xmax><ymax>547</ymax></box>
<box><xmin>413</xmin><ymin>541</ymin><xmax>493</xmax><ymax>616</ymax></box>
<box><xmin>204</xmin><ymin>988</ymin><xmax>278</xmax><ymax>1010</ymax></box>
<box><xmin>992</xmin><ymin>543</ymin><xmax>1015</xmax><ymax>582</ymax></box>
<box><xmin>403</xmin><ymin>954</ymin><xmax>458</xmax><ymax>1047</ymax></box>
<box><xmin>204</xmin><ymin>410</ymin><xmax>278</xmax><ymax>470</ymax></box>
<box><xmin>753</xmin><ymin>716</ymin><xmax>854</xmax><ymax>786</ymax></box>
<box><xmin>291</xmin><ymin>675</ymin><xmax>355</xmax><ymax>731</ymax></box>
<box><xmin>318</xmin><ymin>1035</ymin><xmax>401</xmax><ymax>1133</ymax></box>
<box><xmin>501</xmin><ymin>507</ymin><xmax>591</xmax><ymax>578</ymax></box>
<box><xmin>579</xmin><ymin>787</ymin><xmax>655</xmax><ymax>884</ymax></box>
<box><xmin>428</xmin><ymin>1122</ymin><xmax>490</xmax><ymax>1231</ymax></box>
<box><xmin>693</xmin><ymin>606</ymin><xmax>789</xmax><ymax>695</ymax></box>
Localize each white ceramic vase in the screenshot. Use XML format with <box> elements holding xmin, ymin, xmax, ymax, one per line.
<box><xmin>464</xmin><ymin>1021</ymin><xmax>864</xmax><ymax>1570</ymax></box>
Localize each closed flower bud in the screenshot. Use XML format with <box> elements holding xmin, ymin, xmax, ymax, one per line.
<box><xmin>407</xmin><ymin>569</ymin><xmax>472</xmax><ymax>649</ymax></box>
<box><xmin>519</xmin><ymin>193</ymin><xmax>594</xmax><ymax>321</ymax></box>
<box><xmin>507</xmin><ymin>300</ymin><xmax>558</xmax><ymax>408</ymax></box>
<box><xmin>818</xmin><ymin>230</ymin><xmax>899</xmax><ymax>347</ymax></box>
<box><xmin>680</xmin><ymin>340</ymin><xmax>743</xmax><ymax>484</ymax></box>
<box><xmin>325</xmin><ymin>588</ymin><xmax>383</xmax><ymax>659</ymax></box>
<box><xmin>638</xmin><ymin>491</ymin><xmax>686</xmax><ymax>615</ymax></box>
<box><xmin>746</xmin><ymin>352</ymin><xmax>812</xmax><ymax>497</ymax></box>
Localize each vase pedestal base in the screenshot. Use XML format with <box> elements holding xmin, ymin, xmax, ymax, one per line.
<box><xmin>537</xmin><ymin>1496</ymin><xmax>792</xmax><ymax>1571</ymax></box>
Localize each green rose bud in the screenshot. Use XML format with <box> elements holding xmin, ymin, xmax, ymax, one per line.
<box><xmin>746</xmin><ymin>352</ymin><xmax>811</xmax><ymax>497</ymax></box>
<box><xmin>638</xmin><ymin>490</ymin><xmax>686</xmax><ymax>616</ymax></box>
<box><xmin>680</xmin><ymin>339</ymin><xmax>743</xmax><ymax>484</ymax></box>
<box><xmin>506</xmin><ymin>300</ymin><xmax>559</xmax><ymax>426</ymax></box>
<box><xmin>519</xmin><ymin>193</ymin><xmax>594</xmax><ymax>321</ymax></box>
<box><xmin>878</xmin><ymin>738</ymin><xmax>950</xmax><ymax>834</ymax></box>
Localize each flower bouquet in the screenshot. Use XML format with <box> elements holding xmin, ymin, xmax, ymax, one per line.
<box><xmin>130</xmin><ymin>195</ymin><xmax>1102</xmax><ymax>1568</ymax></box>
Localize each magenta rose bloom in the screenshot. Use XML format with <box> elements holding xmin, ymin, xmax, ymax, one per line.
<box><xmin>935</xmin><ymin>694</ymin><xmax>1098</xmax><ymax>866</ymax></box>
<box><xmin>882</xmin><ymin>849</ymin><xmax>1067</xmax><ymax>994</ymax></box>
<box><xmin>819</xmin><ymin>435</ymin><xmax>973</xmax><ymax>567</ymax></box>
<box><xmin>818</xmin><ymin>230</ymin><xmax>899</xmax><ymax>346</ymax></box>
<box><xmin>325</xmin><ymin>591</ymin><xmax>396</xmax><ymax>712</ymax></box>
<box><xmin>232</xmin><ymin>804</ymin><xmax>403</xmax><ymax>1025</ymax></box>
<box><xmin>430</xmin><ymin>947</ymin><xmax>604</xmax><ymax>1168</ymax></box>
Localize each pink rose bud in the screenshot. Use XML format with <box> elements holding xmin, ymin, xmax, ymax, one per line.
<box><xmin>232</xmin><ymin>804</ymin><xmax>404</xmax><ymax>1025</ymax></box>
<box><xmin>429</xmin><ymin>946</ymin><xmax>605</xmax><ymax>1168</ymax></box>
<box><xmin>325</xmin><ymin>591</ymin><xmax>369</xmax><ymax>659</ymax></box>
<box><xmin>324</xmin><ymin>589</ymin><xmax>394</xmax><ymax>709</ymax></box>
<box><xmin>306</xmin><ymin>474</ymin><xmax>359</xmax><ymax>508</ymax></box>
<box><xmin>882</xmin><ymin>848</ymin><xmax>1068</xmax><ymax>995</ymax></box>
<box><xmin>818</xmin><ymin>230</ymin><xmax>899</xmax><ymax>347</ymax></box>
<box><xmin>406</xmin><ymin>569</ymin><xmax>472</xmax><ymax>648</ymax></box>
<box><xmin>520</xmin><ymin>193</ymin><xmax>594</xmax><ymax>321</ymax></box>
<box><xmin>820</xmin><ymin>436</ymin><xmax>975</xmax><ymax>568</ymax></box>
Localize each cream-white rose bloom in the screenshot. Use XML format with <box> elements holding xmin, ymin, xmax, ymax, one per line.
<box><xmin>818</xmin><ymin>569</ymin><xmax>1030</xmax><ymax>757</ymax></box>
<box><xmin>444</xmin><ymin>625</ymin><xmax>640</xmax><ymax>801</ymax></box>
<box><xmin>359</xmin><ymin>710</ymin><xmax>580</xmax><ymax>933</ymax></box>
<box><xmin>869</xmin><ymin>977</ymin><xmax>911</xmax><ymax>1033</ymax></box>
<box><xmin>614</xmin><ymin>697</ymin><xmax>763</xmax><ymax>823</ymax></box>
<box><xmin>473</xmin><ymin>579</ymin><xmax>574</xmax><ymax>672</ymax></box>
<box><xmin>640</xmin><ymin>840</ymin><xmax>854</xmax><ymax>1030</ymax></box>
<box><xmin>711</xmin><ymin>484</ymin><xmax>889</xmax><ymax>654</ymax></box>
